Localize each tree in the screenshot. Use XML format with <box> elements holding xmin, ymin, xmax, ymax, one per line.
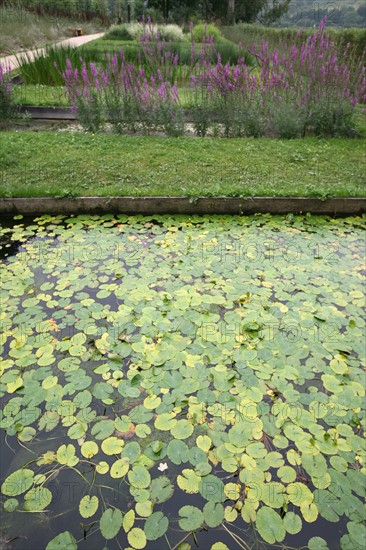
<box><xmin>208</xmin><ymin>0</ymin><xmax>291</xmax><ymax>24</ymax></box>
<box><xmin>145</xmin><ymin>0</ymin><xmax>290</xmax><ymax>24</ymax></box>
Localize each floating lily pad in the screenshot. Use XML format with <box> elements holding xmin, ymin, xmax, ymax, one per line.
<box><xmin>100</xmin><ymin>508</ymin><xmax>123</xmax><ymax>540</ymax></box>
<box><xmin>24</xmin><ymin>487</ymin><xmax>52</xmax><ymax>511</ymax></box>
<box><xmin>79</xmin><ymin>495</ymin><xmax>99</xmax><ymax>518</ymax></box>
<box><xmin>1</xmin><ymin>469</ymin><xmax>34</xmax><ymax>496</ymax></box>
<box><xmin>178</xmin><ymin>505</ymin><xmax>204</xmax><ymax>531</ymax></box>
<box><xmin>128</xmin><ymin>465</ymin><xmax>151</xmax><ymax>489</ymax></box>
<box><xmin>256</xmin><ymin>507</ymin><xmax>286</xmax><ymax>544</ymax></box>
<box><xmin>150</xmin><ymin>476</ymin><xmax>174</xmax><ymax>503</ymax></box>
<box><xmin>144</xmin><ymin>511</ymin><xmax>169</xmax><ymax>540</ymax></box>
<box><xmin>45</xmin><ymin>531</ymin><xmax>77</xmax><ymax>550</ymax></box>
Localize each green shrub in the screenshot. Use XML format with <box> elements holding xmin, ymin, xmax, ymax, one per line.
<box><xmin>105</xmin><ymin>22</ymin><xmax>185</xmax><ymax>42</ymax></box>
<box><xmin>191</xmin><ymin>23</ymin><xmax>223</xmax><ymax>43</ymax></box>
<box><xmin>105</xmin><ymin>23</ymin><xmax>133</xmax><ymax>40</ymax></box>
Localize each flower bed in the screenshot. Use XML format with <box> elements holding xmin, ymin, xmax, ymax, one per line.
<box><xmin>59</xmin><ymin>18</ymin><xmax>365</xmax><ymax>138</ymax></box>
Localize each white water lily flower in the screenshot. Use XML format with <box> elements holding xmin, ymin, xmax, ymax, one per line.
<box><xmin>158</xmin><ymin>462</ymin><xmax>168</xmax><ymax>472</ymax></box>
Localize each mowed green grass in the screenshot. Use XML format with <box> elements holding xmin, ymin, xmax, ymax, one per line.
<box><xmin>0</xmin><ymin>132</ymin><xmax>364</xmax><ymax>198</ymax></box>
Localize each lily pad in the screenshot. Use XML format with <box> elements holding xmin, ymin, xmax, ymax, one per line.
<box><xmin>178</xmin><ymin>505</ymin><xmax>205</xmax><ymax>531</ymax></box>
<box><xmin>144</xmin><ymin>511</ymin><xmax>169</xmax><ymax>540</ymax></box>
<box><xmin>45</xmin><ymin>531</ymin><xmax>77</xmax><ymax>550</ymax></box>
<box><xmin>128</xmin><ymin>528</ymin><xmax>147</xmax><ymax>549</ymax></box>
<box><xmin>256</xmin><ymin>506</ymin><xmax>286</xmax><ymax>544</ymax></box>
<box><xmin>128</xmin><ymin>465</ymin><xmax>151</xmax><ymax>489</ymax></box>
<box><xmin>1</xmin><ymin>468</ymin><xmax>34</xmax><ymax>496</ymax></box>
<box><xmin>100</xmin><ymin>508</ymin><xmax>123</xmax><ymax>540</ymax></box>
<box><xmin>79</xmin><ymin>495</ymin><xmax>99</xmax><ymax>518</ymax></box>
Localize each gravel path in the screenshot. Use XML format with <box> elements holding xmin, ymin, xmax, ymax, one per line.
<box><xmin>0</xmin><ymin>32</ymin><xmax>105</xmax><ymax>72</ymax></box>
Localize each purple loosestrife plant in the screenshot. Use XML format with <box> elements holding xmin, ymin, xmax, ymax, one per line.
<box><xmin>62</xmin><ymin>58</ymin><xmax>105</xmax><ymax>132</ymax></box>
<box><xmin>247</xmin><ymin>17</ymin><xmax>365</xmax><ymax>137</ymax></box>
<box><xmin>62</xmin><ymin>49</ymin><xmax>184</xmax><ymax>136</ymax></box>
<box><xmin>60</xmin><ymin>18</ymin><xmax>364</xmax><ymax>138</ymax></box>
<box><xmin>0</xmin><ymin>64</ymin><xmax>17</xmax><ymax>129</ymax></box>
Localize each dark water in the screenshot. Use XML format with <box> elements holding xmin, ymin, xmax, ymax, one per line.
<box><xmin>0</xmin><ymin>214</ymin><xmax>365</xmax><ymax>550</ymax></box>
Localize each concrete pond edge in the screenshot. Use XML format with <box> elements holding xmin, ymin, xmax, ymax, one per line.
<box><xmin>0</xmin><ymin>197</ymin><xmax>365</xmax><ymax>216</ymax></box>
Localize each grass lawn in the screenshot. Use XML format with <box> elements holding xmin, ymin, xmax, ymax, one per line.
<box><xmin>0</xmin><ymin>132</ymin><xmax>364</xmax><ymax>198</ymax></box>
<box><xmin>13</xmin><ymin>84</ymin><xmax>69</xmax><ymax>106</ymax></box>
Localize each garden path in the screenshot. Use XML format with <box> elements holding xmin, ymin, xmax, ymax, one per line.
<box><xmin>0</xmin><ymin>32</ymin><xmax>105</xmax><ymax>72</ymax></box>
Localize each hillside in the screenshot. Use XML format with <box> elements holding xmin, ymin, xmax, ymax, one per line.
<box><xmin>0</xmin><ymin>4</ymin><xmax>106</xmax><ymax>54</ymax></box>
<box><xmin>276</xmin><ymin>0</ymin><xmax>365</xmax><ymax>27</ymax></box>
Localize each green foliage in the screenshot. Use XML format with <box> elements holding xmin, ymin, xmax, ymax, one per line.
<box><xmin>191</xmin><ymin>23</ymin><xmax>223</xmax><ymax>43</ymax></box>
<box><xmin>100</xmin><ymin>508</ymin><xmax>123</xmax><ymax>540</ymax></box>
<box><xmin>45</xmin><ymin>532</ymin><xmax>77</xmax><ymax>549</ymax></box>
<box><xmin>105</xmin><ymin>22</ymin><xmax>185</xmax><ymax>41</ymax></box>
<box><xmin>16</xmin><ymin>45</ymin><xmax>96</xmax><ymax>86</ymax></box>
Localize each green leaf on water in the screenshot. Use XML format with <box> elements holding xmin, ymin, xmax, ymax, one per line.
<box><xmin>199</xmin><ymin>474</ymin><xmax>225</xmax><ymax>503</ymax></box>
<box><xmin>150</xmin><ymin>476</ymin><xmax>174</xmax><ymax>503</ymax></box>
<box><xmin>79</xmin><ymin>495</ymin><xmax>99</xmax><ymax>518</ymax></box>
<box><xmin>3</xmin><ymin>498</ymin><xmax>19</xmax><ymax>512</ymax></box>
<box><xmin>1</xmin><ymin>469</ymin><xmax>34</xmax><ymax>496</ymax></box>
<box><xmin>100</xmin><ymin>508</ymin><xmax>123</xmax><ymax>540</ymax></box>
<box><xmin>45</xmin><ymin>531</ymin><xmax>77</xmax><ymax>550</ymax></box>
<box><xmin>283</xmin><ymin>511</ymin><xmax>302</xmax><ymax>534</ymax></box>
<box><xmin>203</xmin><ymin>502</ymin><xmax>224</xmax><ymax>528</ymax></box>
<box><xmin>171</xmin><ymin>419</ymin><xmax>194</xmax><ymax>440</ymax></box>
<box><xmin>24</xmin><ymin>487</ymin><xmax>52</xmax><ymax>511</ymax></box>
<box><xmin>256</xmin><ymin>506</ymin><xmax>286</xmax><ymax>544</ymax></box>
<box><xmin>178</xmin><ymin>505</ymin><xmax>204</xmax><ymax>531</ymax></box>
<box><xmin>177</xmin><ymin>469</ymin><xmax>201</xmax><ymax>494</ymax></box>
<box><xmin>56</xmin><ymin>444</ymin><xmax>79</xmax><ymax>467</ymax></box>
<box><xmin>127</xmin><ymin>527</ymin><xmax>147</xmax><ymax>549</ymax></box>
<box><xmin>308</xmin><ymin>537</ymin><xmax>329</xmax><ymax>550</ymax></box>
<box><xmin>122</xmin><ymin>509</ymin><xmax>135</xmax><ymax>533</ymax></box>
<box><xmin>167</xmin><ymin>440</ymin><xmax>189</xmax><ymax>464</ymax></box>
<box><xmin>81</xmin><ymin>441</ymin><xmax>98</xmax><ymax>459</ymax></box>
<box><xmin>110</xmin><ymin>458</ymin><xmax>129</xmax><ymax>479</ymax></box>
<box><xmin>128</xmin><ymin>465</ymin><xmax>151</xmax><ymax>489</ymax></box>
<box><xmin>91</xmin><ymin>419</ymin><xmax>115</xmax><ymax>440</ymax></box>
<box><xmin>144</xmin><ymin>511</ymin><xmax>169</xmax><ymax>540</ymax></box>
<box><xmin>101</xmin><ymin>436</ymin><xmax>124</xmax><ymax>455</ymax></box>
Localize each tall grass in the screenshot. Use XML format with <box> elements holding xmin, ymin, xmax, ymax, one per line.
<box><xmin>16</xmin><ymin>36</ymin><xmax>252</xmax><ymax>87</ymax></box>
<box><xmin>221</xmin><ymin>23</ymin><xmax>366</xmax><ymax>60</ymax></box>
<box><xmin>16</xmin><ymin>45</ymin><xmax>97</xmax><ymax>85</ymax></box>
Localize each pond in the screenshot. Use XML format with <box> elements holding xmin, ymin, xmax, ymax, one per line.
<box><xmin>0</xmin><ymin>214</ymin><xmax>365</xmax><ymax>550</ymax></box>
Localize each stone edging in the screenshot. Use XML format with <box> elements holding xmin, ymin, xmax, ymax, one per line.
<box><xmin>18</xmin><ymin>106</ymin><xmax>76</xmax><ymax>120</ymax></box>
<box><xmin>0</xmin><ymin>197</ymin><xmax>364</xmax><ymax>215</ymax></box>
